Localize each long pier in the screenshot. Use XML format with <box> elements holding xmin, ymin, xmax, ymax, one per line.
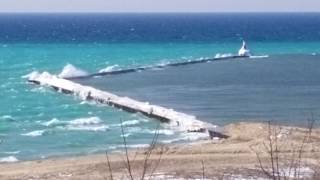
<box><xmin>28</xmin><ymin>72</ymin><xmax>228</xmax><ymax>138</ymax></box>
<box><xmin>28</xmin><ymin>56</ymin><xmax>250</xmax><ymax>138</ymax></box>
<box><xmin>66</xmin><ymin>55</ymin><xmax>248</xmax><ymax>80</ymax></box>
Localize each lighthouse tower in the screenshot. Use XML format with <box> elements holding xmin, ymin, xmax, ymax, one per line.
<box><xmin>238</xmin><ymin>41</ymin><xmax>251</xmax><ymax>57</ymax></box>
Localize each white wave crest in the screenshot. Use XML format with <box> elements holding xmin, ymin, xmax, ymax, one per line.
<box><xmin>0</xmin><ymin>156</ymin><xmax>19</xmax><ymax>163</ymax></box>
<box><xmin>69</xmin><ymin>117</ymin><xmax>102</xmax><ymax>125</ymax></box>
<box><xmin>122</xmin><ymin>120</ymin><xmax>140</xmax><ymax>126</ymax></box>
<box><xmin>161</xmin><ymin>132</ymin><xmax>209</xmax><ymax>144</ymax></box>
<box><xmin>214</xmin><ymin>53</ymin><xmax>233</xmax><ymax>58</ymax></box>
<box><xmin>249</xmin><ymin>55</ymin><xmax>269</xmax><ymax>59</ymax></box>
<box><xmin>143</xmin><ymin>129</ymin><xmax>175</xmax><ymax>135</ymax></box>
<box><xmin>21</xmin><ymin>130</ymin><xmax>46</xmax><ymax>137</ymax></box>
<box><xmin>42</xmin><ymin>118</ymin><xmax>60</xmax><ymax>126</ymax></box>
<box><xmin>43</xmin><ymin>117</ymin><xmax>102</xmax><ymax>127</ymax></box>
<box><xmin>0</xmin><ymin>115</ymin><xmax>14</xmax><ymax>121</ymax></box>
<box><xmin>64</xmin><ymin>125</ymin><xmax>109</xmax><ymax>132</ymax></box>
<box><xmin>42</xmin><ymin>117</ymin><xmax>108</xmax><ymax>132</ymax></box>
<box><xmin>58</xmin><ymin>64</ymin><xmax>88</xmax><ymax>78</ymax></box>
<box><xmin>25</xmin><ymin>71</ymin><xmax>53</xmax><ymax>81</ymax></box>
<box><xmin>98</xmin><ymin>64</ymin><xmax>119</xmax><ymax>73</ymax></box>
<box><xmin>111</xmin><ymin>119</ymin><xmax>149</xmax><ymax>127</ymax></box>
<box><xmin>110</xmin><ymin>144</ymin><xmax>150</xmax><ymax>150</ymax></box>
<box><xmin>3</xmin><ymin>151</ymin><xmax>20</xmax><ymax>155</ymax></box>
<box><xmin>22</xmin><ymin>71</ymin><xmax>40</xmax><ymax>79</ymax></box>
<box><xmin>124</xmin><ymin>126</ymin><xmax>174</xmax><ymax>136</ymax></box>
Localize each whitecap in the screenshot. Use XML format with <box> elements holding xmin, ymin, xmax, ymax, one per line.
<box><xmin>98</xmin><ymin>64</ymin><xmax>119</xmax><ymax>73</ymax></box>
<box><xmin>123</xmin><ymin>126</ymin><xmax>174</xmax><ymax>136</ymax></box>
<box><xmin>121</xmin><ymin>133</ymin><xmax>132</xmax><ymax>138</ymax></box>
<box><xmin>58</xmin><ymin>64</ymin><xmax>88</xmax><ymax>78</ymax></box>
<box><xmin>126</xmin><ymin>144</ymin><xmax>150</xmax><ymax>149</ymax></box>
<box><xmin>214</xmin><ymin>53</ymin><xmax>233</xmax><ymax>58</ymax></box>
<box><xmin>42</xmin><ymin>117</ymin><xmax>102</xmax><ymax>127</ymax></box>
<box><xmin>0</xmin><ymin>156</ymin><xmax>18</xmax><ymax>163</ymax></box>
<box><xmin>249</xmin><ymin>55</ymin><xmax>269</xmax><ymax>59</ymax></box>
<box><xmin>68</xmin><ymin>117</ymin><xmax>102</xmax><ymax>125</ymax></box>
<box><xmin>161</xmin><ymin>132</ymin><xmax>208</xmax><ymax>144</ymax></box>
<box><xmin>3</xmin><ymin>151</ymin><xmax>20</xmax><ymax>155</ymax></box>
<box><xmin>142</xmin><ymin>129</ymin><xmax>175</xmax><ymax>136</ymax></box>
<box><xmin>21</xmin><ymin>130</ymin><xmax>46</xmax><ymax>137</ymax></box>
<box><xmin>30</xmin><ymin>87</ymin><xmax>48</xmax><ymax>93</ymax></box>
<box><xmin>42</xmin><ymin>118</ymin><xmax>61</xmax><ymax>127</ymax></box>
<box><xmin>121</xmin><ymin>120</ymin><xmax>140</xmax><ymax>126</ymax></box>
<box><xmin>25</xmin><ymin>71</ymin><xmax>53</xmax><ymax>81</ymax></box>
<box><xmin>65</xmin><ymin>125</ymin><xmax>109</xmax><ymax>132</ymax></box>
<box><xmin>0</xmin><ymin>115</ymin><xmax>14</xmax><ymax>121</ymax></box>
<box><xmin>156</xmin><ymin>61</ymin><xmax>170</xmax><ymax>67</ymax></box>
<box><xmin>21</xmin><ymin>71</ymin><xmax>39</xmax><ymax>79</ymax></box>
<box><xmin>111</xmin><ymin>144</ymin><xmax>150</xmax><ymax>149</ymax></box>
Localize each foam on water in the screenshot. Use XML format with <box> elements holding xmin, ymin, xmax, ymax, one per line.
<box><xmin>63</xmin><ymin>124</ymin><xmax>109</xmax><ymax>132</ymax></box>
<box><xmin>21</xmin><ymin>130</ymin><xmax>46</xmax><ymax>137</ymax></box>
<box><xmin>0</xmin><ymin>156</ymin><xmax>19</xmax><ymax>163</ymax></box>
<box><xmin>98</xmin><ymin>64</ymin><xmax>120</xmax><ymax>73</ymax></box>
<box><xmin>214</xmin><ymin>53</ymin><xmax>233</xmax><ymax>58</ymax></box>
<box><xmin>123</xmin><ymin>126</ymin><xmax>175</xmax><ymax>137</ymax></box>
<box><xmin>0</xmin><ymin>115</ymin><xmax>14</xmax><ymax>121</ymax></box>
<box><xmin>41</xmin><ymin>118</ymin><xmax>60</xmax><ymax>126</ymax></box>
<box><xmin>58</xmin><ymin>64</ymin><xmax>88</xmax><ymax>78</ymax></box>
<box><xmin>161</xmin><ymin>132</ymin><xmax>209</xmax><ymax>144</ymax></box>
<box><xmin>68</xmin><ymin>117</ymin><xmax>102</xmax><ymax>125</ymax></box>
<box><xmin>142</xmin><ymin>129</ymin><xmax>175</xmax><ymax>135</ymax></box>
<box><xmin>21</xmin><ymin>71</ymin><xmax>40</xmax><ymax>79</ymax></box>
<box><xmin>2</xmin><ymin>13</ymin><xmax>320</xmax><ymax>162</ymax></box>
<box><xmin>109</xmin><ymin>144</ymin><xmax>150</xmax><ymax>150</ymax></box>
<box><xmin>121</xmin><ymin>119</ymin><xmax>140</xmax><ymax>126</ymax></box>
<box><xmin>41</xmin><ymin>117</ymin><xmax>108</xmax><ymax>132</ymax></box>
<box><xmin>3</xmin><ymin>151</ymin><xmax>20</xmax><ymax>155</ymax></box>
<box><xmin>249</xmin><ymin>55</ymin><xmax>269</xmax><ymax>59</ymax></box>
<box><xmin>112</xmin><ymin>119</ymin><xmax>149</xmax><ymax>127</ymax></box>
<box><xmin>41</xmin><ymin>117</ymin><xmax>109</xmax><ymax>132</ymax></box>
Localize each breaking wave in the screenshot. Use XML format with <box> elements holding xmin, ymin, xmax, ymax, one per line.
<box><xmin>21</xmin><ymin>130</ymin><xmax>46</xmax><ymax>137</ymax></box>
<box><xmin>63</xmin><ymin>125</ymin><xmax>109</xmax><ymax>132</ymax></box>
<box><xmin>0</xmin><ymin>156</ymin><xmax>19</xmax><ymax>163</ymax></box>
<box><xmin>22</xmin><ymin>71</ymin><xmax>40</xmax><ymax>79</ymax></box>
<box><xmin>41</xmin><ymin>117</ymin><xmax>109</xmax><ymax>132</ymax></box>
<box><xmin>0</xmin><ymin>115</ymin><xmax>15</xmax><ymax>121</ymax></box>
<box><xmin>68</xmin><ymin>117</ymin><xmax>102</xmax><ymax>125</ymax></box>
<box><xmin>161</xmin><ymin>132</ymin><xmax>209</xmax><ymax>144</ymax></box>
<box><xmin>42</xmin><ymin>117</ymin><xmax>102</xmax><ymax>127</ymax></box>
<box><xmin>249</xmin><ymin>55</ymin><xmax>269</xmax><ymax>59</ymax></box>
<box><xmin>214</xmin><ymin>53</ymin><xmax>233</xmax><ymax>58</ymax></box>
<box><xmin>58</xmin><ymin>64</ymin><xmax>88</xmax><ymax>78</ymax></box>
<box><xmin>98</xmin><ymin>64</ymin><xmax>120</xmax><ymax>73</ymax></box>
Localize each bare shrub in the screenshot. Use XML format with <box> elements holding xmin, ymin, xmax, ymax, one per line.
<box><xmin>105</xmin><ymin>119</ymin><xmax>164</xmax><ymax>180</ymax></box>
<box><xmin>251</xmin><ymin>117</ymin><xmax>316</xmax><ymax>180</ymax></box>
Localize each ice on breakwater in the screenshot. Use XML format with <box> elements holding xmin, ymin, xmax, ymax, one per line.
<box><xmin>27</xmin><ymin>72</ymin><xmax>227</xmax><ymax>139</ymax></box>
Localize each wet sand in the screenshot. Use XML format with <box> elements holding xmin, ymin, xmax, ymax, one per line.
<box><xmin>1</xmin><ymin>122</ymin><xmax>320</xmax><ymax>179</ymax></box>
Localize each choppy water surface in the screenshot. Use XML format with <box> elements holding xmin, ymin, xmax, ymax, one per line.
<box><xmin>1</xmin><ymin>13</ymin><xmax>320</xmax><ymax>161</ymax></box>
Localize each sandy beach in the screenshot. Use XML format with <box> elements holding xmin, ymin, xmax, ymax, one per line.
<box><xmin>0</xmin><ymin>122</ymin><xmax>319</xmax><ymax>179</ymax></box>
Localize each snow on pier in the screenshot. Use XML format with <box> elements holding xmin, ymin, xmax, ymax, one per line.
<box><xmin>28</xmin><ymin>72</ymin><xmax>227</xmax><ymax>139</ymax></box>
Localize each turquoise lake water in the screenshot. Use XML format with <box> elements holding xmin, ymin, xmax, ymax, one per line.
<box><xmin>1</xmin><ymin>13</ymin><xmax>320</xmax><ymax>161</ymax></box>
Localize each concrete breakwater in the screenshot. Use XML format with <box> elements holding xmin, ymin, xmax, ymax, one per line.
<box><xmin>27</xmin><ymin>56</ymin><xmax>252</xmax><ymax>138</ymax></box>
<box><xmin>28</xmin><ymin>72</ymin><xmax>228</xmax><ymax>139</ymax></box>
<box><xmin>66</xmin><ymin>55</ymin><xmax>248</xmax><ymax>80</ymax></box>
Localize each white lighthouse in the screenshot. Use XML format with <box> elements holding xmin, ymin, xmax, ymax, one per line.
<box><xmin>238</xmin><ymin>40</ymin><xmax>251</xmax><ymax>57</ymax></box>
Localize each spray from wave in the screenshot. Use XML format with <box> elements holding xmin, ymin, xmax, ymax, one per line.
<box><xmin>58</xmin><ymin>64</ymin><xmax>88</xmax><ymax>78</ymax></box>
<box><xmin>41</xmin><ymin>117</ymin><xmax>109</xmax><ymax>132</ymax></box>
<box><xmin>98</xmin><ymin>64</ymin><xmax>120</xmax><ymax>73</ymax></box>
